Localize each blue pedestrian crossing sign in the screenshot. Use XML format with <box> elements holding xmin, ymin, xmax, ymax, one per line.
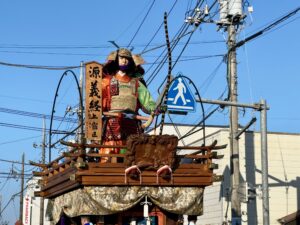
<box><xmin>166</xmin><ymin>77</ymin><xmax>196</xmax><ymax>112</ymax></box>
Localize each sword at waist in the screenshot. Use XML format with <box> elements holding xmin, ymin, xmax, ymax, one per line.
<box><xmin>103</xmin><ymin>111</ymin><xmax>149</xmax><ymax>121</ymax></box>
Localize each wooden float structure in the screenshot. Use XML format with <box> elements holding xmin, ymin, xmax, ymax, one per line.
<box><xmin>31</xmin><ymin>136</ymin><xmax>225</xmax><ymax>225</ymax></box>
<box><xmin>30</xmin><ymin>61</ymin><xmax>226</xmax><ymax>224</ymax></box>
<box><xmin>33</xmin><ymin>139</ymin><xmax>225</xmax><ymax>199</ymax></box>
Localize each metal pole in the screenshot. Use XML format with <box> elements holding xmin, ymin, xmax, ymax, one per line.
<box><xmin>228</xmin><ymin>24</ymin><xmax>241</xmax><ymax>223</ymax></box>
<box><xmin>235</xmin><ymin>117</ymin><xmax>257</xmax><ymax>140</ymax></box>
<box><xmin>40</xmin><ymin>118</ymin><xmax>46</xmax><ymax>225</ymax></box>
<box><xmin>260</xmin><ymin>99</ymin><xmax>270</xmax><ymax>225</ymax></box>
<box><xmin>19</xmin><ymin>153</ymin><xmax>25</xmax><ymax>222</ymax></box>
<box><xmin>196</xmin><ymin>98</ymin><xmax>264</xmax><ymax>110</ymax></box>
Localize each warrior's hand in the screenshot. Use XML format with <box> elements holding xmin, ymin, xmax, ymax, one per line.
<box><xmin>153</xmin><ymin>105</ymin><xmax>167</xmax><ymax>115</ymax></box>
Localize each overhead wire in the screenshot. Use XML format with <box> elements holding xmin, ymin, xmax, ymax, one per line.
<box><xmin>178</xmin><ymin>60</ymin><xmax>228</xmax><ymax>141</ymax></box>
<box><xmin>144</xmin><ymin>0</ymin><xmax>204</xmax><ymax>61</ymax></box>
<box><xmin>223</xmin><ymin>6</ymin><xmax>300</xmax><ymax>120</ymax></box>
<box><xmin>0</xmin><ymin>40</ymin><xmax>223</xmax><ymax>50</ymax></box>
<box><xmin>127</xmin><ymin>0</ymin><xmax>156</xmax><ymax>48</ymax></box>
<box><xmin>144</xmin><ymin>54</ymin><xmax>224</xmax><ymax>64</ymax></box>
<box><xmin>0</xmin><ymin>60</ymin><xmax>80</xmax><ymax>70</ymax></box>
<box><xmin>14</xmin><ymin>166</ymin><xmax>36</xmax><ymax>173</ymax></box>
<box><xmin>145</xmin><ymin>0</ymin><xmax>216</xmax><ymax>138</ymax></box>
<box><xmin>0</xmin><ymin>158</ymin><xmax>34</xmax><ymax>166</ymax></box>
<box><xmin>0</xmin><ymin>46</ymin><xmax>223</xmax><ymax>71</ymax></box>
<box><xmin>7</xmin><ymin>1</ymin><xmax>300</xmax><ymax>73</ymax></box>
<box><xmin>145</xmin><ymin>0</ymin><xmax>208</xmax><ymax>86</ymax></box>
<box><xmin>0</xmin><ymin>44</ymin><xmax>114</xmax><ymax>49</ymax></box>
<box><xmin>141</xmin><ymin>0</ymin><xmax>179</xmax><ymax>53</ymax></box>
<box><xmin>114</xmin><ymin>0</ymin><xmax>155</xmax><ymax>42</ymax></box>
<box><xmin>259</xmin><ymin>16</ymin><xmax>300</xmax><ymax>37</ymax></box>
<box><xmin>152</xmin><ymin>4</ymin><xmax>219</xmax><ymax>143</ymax></box>
<box><xmin>232</xmin><ymin>6</ymin><xmax>300</xmax><ymax>51</ymax></box>
<box><xmin>199</xmin><ymin>57</ymin><xmax>225</xmax><ymax>95</ymax></box>
<box><xmin>0</xmin><ymin>121</ymin><xmax>74</xmax><ymax>134</ymax></box>
<box><xmin>171</xmin><ymin>26</ymin><xmax>198</xmax><ymax>70</ymax></box>
<box><xmin>0</xmin><ymin>172</ymin><xmax>31</xmax><ymax>176</ymax></box>
<box><xmin>0</xmin><ymin>176</ymin><xmax>33</xmax><ymax>215</ymax></box>
<box><xmin>167</xmin><ymin>113</ymin><xmax>186</xmax><ymax>146</ymax></box>
<box><xmin>141</xmin><ymin>29</ymin><xmax>194</xmax><ymax>55</ymax></box>
<box><xmin>241</xmin><ymin>30</ymin><xmax>254</xmax><ymax>105</ymax></box>
<box><xmin>0</xmin><ymin>176</ymin><xmax>10</xmax><ymax>191</ymax></box>
<box><xmin>0</xmin><ymin>135</ymin><xmax>42</xmax><ymax>146</ymax></box>
<box><xmin>186</xmin><ymin>57</ymin><xmax>226</xmax><ymax>129</ymax></box>
<box><xmin>12</xmin><ymin>198</ymin><xmax>18</xmax><ymax>221</ymax></box>
<box><xmin>145</xmin><ymin>22</ymin><xmax>192</xmax><ymax>85</ymax></box>
<box><xmin>0</xmin><ymin>50</ymin><xmax>103</xmax><ymax>57</ymax></box>
<box><xmin>49</xmin><ymin>124</ymin><xmax>81</xmax><ymax>148</ymax></box>
<box><xmin>144</xmin><ymin>28</ymin><xmax>193</xmax><ymax>86</ymax></box>
<box><xmin>186</xmin><ymin>0</ymin><xmax>193</xmax><ymax>13</ymax></box>
<box><xmin>179</xmin><ymin>86</ymin><xmax>228</xmax><ymax>142</ymax></box>
<box><xmin>0</xmin><ymin>107</ymin><xmax>77</xmax><ymax>123</ymax></box>
<box><xmin>0</xmin><ymin>94</ymin><xmax>54</xmax><ymax>104</ymax></box>
<box><xmin>137</xmin><ymin>1</ymin><xmax>204</xmax><ymax>135</ymax></box>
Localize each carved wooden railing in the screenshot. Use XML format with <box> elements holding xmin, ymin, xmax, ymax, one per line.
<box><xmin>31</xmin><ymin>139</ymin><xmax>226</xmax><ymax>198</ymax></box>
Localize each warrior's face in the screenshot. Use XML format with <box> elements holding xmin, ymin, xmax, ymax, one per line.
<box><xmin>118</xmin><ymin>56</ymin><xmax>129</xmax><ymax>67</ymax></box>
<box><xmin>118</xmin><ymin>55</ymin><xmax>133</xmax><ymax>72</ymax></box>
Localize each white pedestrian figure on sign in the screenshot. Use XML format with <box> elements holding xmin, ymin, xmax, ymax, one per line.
<box><xmin>173</xmin><ymin>78</ymin><xmax>187</xmax><ymax>105</ymax></box>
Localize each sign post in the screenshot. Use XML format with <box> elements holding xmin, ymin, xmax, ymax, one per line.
<box><xmin>85</xmin><ymin>62</ymin><xmax>103</xmax><ymax>141</ymax></box>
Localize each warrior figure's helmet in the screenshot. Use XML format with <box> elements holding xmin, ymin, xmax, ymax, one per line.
<box><xmin>104</xmin><ymin>48</ymin><xmax>145</xmax><ymax>76</ymax></box>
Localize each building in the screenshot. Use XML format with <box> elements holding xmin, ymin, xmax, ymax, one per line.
<box><xmin>23</xmin><ymin>177</ymin><xmax>50</xmax><ymax>225</ymax></box>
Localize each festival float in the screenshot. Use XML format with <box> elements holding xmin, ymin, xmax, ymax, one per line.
<box><xmin>31</xmin><ymin>48</ymin><xmax>226</xmax><ymax>225</ymax></box>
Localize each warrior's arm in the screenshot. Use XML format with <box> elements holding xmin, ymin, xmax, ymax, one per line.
<box><xmin>138</xmin><ymin>81</ymin><xmax>156</xmax><ymax>114</ymax></box>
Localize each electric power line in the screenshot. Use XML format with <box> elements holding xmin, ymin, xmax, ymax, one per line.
<box><xmin>127</xmin><ymin>0</ymin><xmax>156</xmax><ymax>48</ymax></box>
<box><xmin>141</xmin><ymin>0</ymin><xmax>179</xmax><ymax>53</ymax></box>
<box><xmin>233</xmin><ymin>6</ymin><xmax>300</xmax><ymax>51</ymax></box>
<box><xmin>0</xmin><ymin>107</ymin><xmax>77</xmax><ymax>123</ymax></box>
<box><xmin>0</xmin><ymin>135</ymin><xmax>42</xmax><ymax>146</ymax></box>
<box><xmin>0</xmin><ymin>176</ymin><xmax>33</xmax><ymax>215</ymax></box>
<box><xmin>0</xmin><ymin>122</ymin><xmax>75</xmax><ymax>134</ymax></box>
<box><xmin>0</xmin><ymin>158</ymin><xmax>33</xmax><ymax>166</ymax></box>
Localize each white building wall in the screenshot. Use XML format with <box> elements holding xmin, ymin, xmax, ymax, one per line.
<box><xmin>23</xmin><ymin>177</ymin><xmax>50</xmax><ymax>225</ymax></box>
<box><xmin>197</xmin><ymin>130</ymin><xmax>228</xmax><ymax>225</ymax></box>
<box><xmin>247</xmin><ymin>132</ymin><xmax>300</xmax><ymax>225</ymax></box>
<box><xmin>197</xmin><ymin>183</ymin><xmax>223</xmax><ymax>225</ymax></box>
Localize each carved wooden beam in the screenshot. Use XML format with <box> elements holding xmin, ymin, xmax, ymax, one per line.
<box><xmin>29</xmin><ymin>160</ymin><xmax>48</xmax><ymax>169</ymax></box>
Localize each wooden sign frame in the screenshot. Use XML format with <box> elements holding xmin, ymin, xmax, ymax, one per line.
<box><xmin>85</xmin><ymin>62</ymin><xmax>103</xmax><ymax>141</ymax></box>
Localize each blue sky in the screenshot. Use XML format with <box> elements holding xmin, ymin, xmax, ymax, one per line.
<box><xmin>0</xmin><ymin>0</ymin><xmax>299</xmax><ymax>223</ymax></box>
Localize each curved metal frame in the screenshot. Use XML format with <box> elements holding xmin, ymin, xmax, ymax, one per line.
<box><xmin>48</xmin><ymin>70</ymin><xmax>84</xmax><ymax>162</ymax></box>
<box><xmin>162</xmin><ymin>74</ymin><xmax>206</xmax><ymax>145</ymax></box>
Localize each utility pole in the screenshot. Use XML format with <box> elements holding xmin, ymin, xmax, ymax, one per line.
<box><xmin>186</xmin><ymin>2</ymin><xmax>244</xmax><ymax>222</ymax></box>
<box><xmin>39</xmin><ymin>118</ymin><xmax>46</xmax><ymax>225</ymax></box>
<box><xmin>228</xmin><ymin>23</ymin><xmax>241</xmax><ymax>224</ymax></box>
<box><xmin>217</xmin><ymin>0</ymin><xmax>244</xmax><ymax>223</ymax></box>
<box><xmin>196</xmin><ymin>1</ymin><xmax>270</xmax><ymax>224</ymax></box>
<box><xmin>19</xmin><ymin>153</ymin><xmax>25</xmax><ymax>223</ymax></box>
